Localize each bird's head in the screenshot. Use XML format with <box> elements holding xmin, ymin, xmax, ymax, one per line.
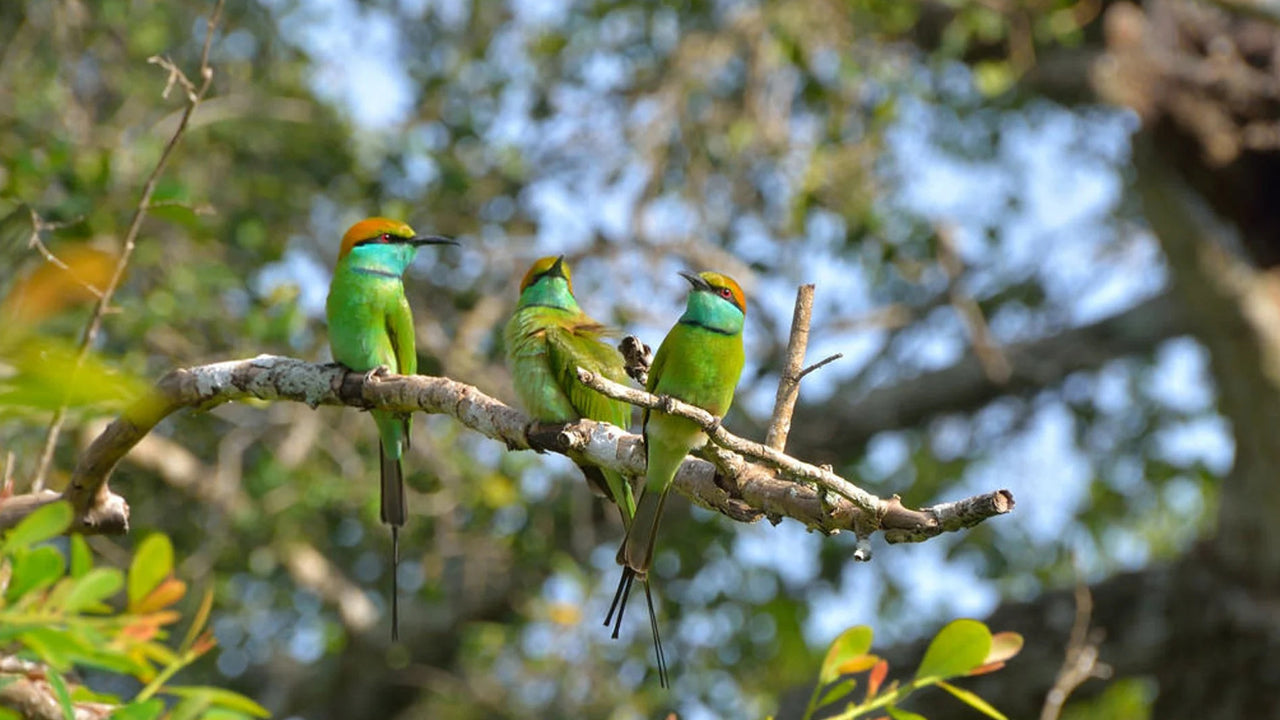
<box><xmin>680</xmin><ymin>270</ymin><xmax>746</xmax><ymax>316</ymax></box>
<box><xmin>519</xmin><ymin>255</ymin><xmax>574</xmax><ymax>296</ymax></box>
<box><xmin>338</xmin><ymin>217</ymin><xmax>455</xmax><ymax>271</ymax></box>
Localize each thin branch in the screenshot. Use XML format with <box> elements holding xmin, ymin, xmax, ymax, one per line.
<box><xmin>24</xmin><ymin>208</ymin><xmax>105</xmax><ymax>299</ymax></box>
<box><xmin>938</xmin><ymin>223</ymin><xmax>1011</xmax><ymax>384</ymax></box>
<box><xmin>765</xmin><ymin>284</ymin><xmax>815</xmax><ymax>452</ymax></box>
<box><xmin>0</xmin><ymin>356</ymin><xmax>1012</xmax><ymax>546</ymax></box>
<box><xmin>31</xmin><ymin>0</ymin><xmax>225</xmax><ymax>491</ymax></box>
<box><xmin>1039</xmin><ymin>583</ymin><xmax>1112</xmax><ymax>720</ymax></box>
<box><xmin>798</xmin><ymin>352</ymin><xmax>843</xmax><ymax>380</ymax></box>
<box><xmin>0</xmin><ymin>658</ymin><xmax>117</xmax><ymax>720</ymax></box>
<box><xmin>574</xmin><ymin>366</ymin><xmax>1013</xmax><ymax>543</ymax></box>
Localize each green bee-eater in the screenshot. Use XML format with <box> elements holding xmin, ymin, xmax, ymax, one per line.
<box><xmin>503</xmin><ymin>256</ymin><xmax>636</xmax><ymax>520</ymax></box>
<box><xmin>605</xmin><ymin>270</ymin><xmax>746</xmax><ymax>687</ymax></box>
<box><xmin>325</xmin><ymin>216</ymin><xmax>455</xmax><ymax>640</ymax></box>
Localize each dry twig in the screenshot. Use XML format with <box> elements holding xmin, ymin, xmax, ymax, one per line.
<box><xmin>31</xmin><ymin>0</ymin><xmax>226</xmax><ymax>491</ymax></box>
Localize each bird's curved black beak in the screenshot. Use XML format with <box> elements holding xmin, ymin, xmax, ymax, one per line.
<box><xmin>408</xmin><ymin>235</ymin><xmax>458</xmax><ymax>247</ymax></box>
<box><xmin>548</xmin><ymin>255</ymin><xmax>566</xmax><ymax>277</ymax></box>
<box><xmin>678</xmin><ymin>270</ymin><xmax>712</xmax><ymax>292</ymax></box>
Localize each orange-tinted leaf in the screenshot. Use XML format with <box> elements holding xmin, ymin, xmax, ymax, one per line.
<box><xmin>2</xmin><ymin>246</ymin><xmax>114</xmax><ymax>326</ymax></box>
<box><xmin>836</xmin><ymin>653</ymin><xmax>881</xmax><ymax>675</ymax></box>
<box><xmin>133</xmin><ymin>577</ymin><xmax>186</xmax><ymax>614</ymax></box>
<box><xmin>983</xmin><ymin>632</ymin><xmax>1023</xmax><ymax>665</ymax></box>
<box><xmin>867</xmin><ymin>659</ymin><xmax>889</xmax><ymax>699</ymax></box>
<box><xmin>819</xmin><ymin>626</ymin><xmax>874</xmax><ymax>686</ymax></box>
<box><xmin>967</xmin><ymin>661</ymin><xmax>1006</xmax><ymax>677</ymax></box>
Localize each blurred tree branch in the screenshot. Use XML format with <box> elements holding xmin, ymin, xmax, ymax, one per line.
<box><xmin>0</xmin><ymin>356</ymin><xmax>1011</xmax><ymax>549</ymax></box>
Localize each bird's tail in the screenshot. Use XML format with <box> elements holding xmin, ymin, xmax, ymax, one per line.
<box><xmin>617</xmin><ymin>485</ymin><xmax>669</xmax><ymax>573</ymax></box>
<box><xmin>604</xmin><ymin>566</ymin><xmax>669</xmax><ymax>688</ymax></box>
<box><xmin>380</xmin><ymin>443</ymin><xmax>406</xmax><ymax>641</ymax></box>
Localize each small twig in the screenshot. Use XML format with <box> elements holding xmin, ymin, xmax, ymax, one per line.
<box><xmin>1039</xmin><ymin>583</ymin><xmax>1112</xmax><ymax>720</ymax></box>
<box><xmin>937</xmin><ymin>224</ymin><xmax>1011</xmax><ymax>384</ymax></box>
<box><xmin>23</xmin><ymin>208</ymin><xmax>106</xmax><ymax>298</ymax></box>
<box><xmin>765</xmin><ymin>284</ymin><xmax>815</xmax><ymax>452</ymax></box>
<box><xmin>578</xmin><ymin>367</ymin><xmax>888</xmax><ymax>517</ymax></box>
<box><xmin>797</xmin><ymin>352</ymin><xmax>843</xmax><ymax>381</ymax></box>
<box><xmin>31</xmin><ymin>0</ymin><xmax>225</xmax><ymax>491</ymax></box>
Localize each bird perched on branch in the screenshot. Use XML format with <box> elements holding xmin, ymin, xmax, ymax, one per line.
<box><xmin>504</xmin><ymin>255</ymin><xmax>636</xmax><ymax>521</ymax></box>
<box><xmin>605</xmin><ymin>270</ymin><xmax>746</xmax><ymax>688</ymax></box>
<box><xmin>325</xmin><ymin>216</ymin><xmax>455</xmax><ymax>641</ymax></box>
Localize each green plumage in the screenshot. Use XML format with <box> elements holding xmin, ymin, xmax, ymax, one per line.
<box><xmin>504</xmin><ymin>257</ymin><xmax>636</xmax><ymax>520</ymax></box>
<box><xmin>325</xmin><ymin>217</ymin><xmax>454</xmax><ymax>641</ymax></box>
<box><xmin>605</xmin><ymin>270</ymin><xmax>746</xmax><ymax>688</ymax></box>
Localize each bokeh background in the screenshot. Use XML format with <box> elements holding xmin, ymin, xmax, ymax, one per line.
<box><xmin>3</xmin><ymin>0</ymin><xmax>1278</xmax><ymax>717</ymax></box>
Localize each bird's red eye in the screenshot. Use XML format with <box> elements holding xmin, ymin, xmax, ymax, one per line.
<box><xmin>719</xmin><ymin>287</ymin><xmax>732</xmax><ymax>298</ymax></box>
<box><xmin>381</xmin><ymin>233</ymin><xmax>392</xmax><ymax>242</ymax></box>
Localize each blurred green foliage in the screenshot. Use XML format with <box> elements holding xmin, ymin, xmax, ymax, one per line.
<box><xmin>0</xmin><ymin>0</ymin><xmax>1202</xmax><ymax>717</ymax></box>
<box><xmin>0</xmin><ymin>502</ymin><xmax>266</xmax><ymax>719</ymax></box>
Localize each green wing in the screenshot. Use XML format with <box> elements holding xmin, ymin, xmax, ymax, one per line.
<box><xmin>386</xmin><ymin>293</ymin><xmax>417</xmax><ymax>376</ymax></box>
<box><xmin>384</xmin><ymin>292</ymin><xmax>416</xmax><ymax>445</ymax></box>
<box><xmin>545</xmin><ymin>325</ymin><xmax>631</xmax><ymax>430</ymax></box>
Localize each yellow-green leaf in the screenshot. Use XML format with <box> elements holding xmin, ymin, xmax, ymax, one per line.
<box><xmin>937</xmin><ymin>680</ymin><xmax>1009</xmax><ymax>720</ymax></box>
<box><xmin>128</xmin><ymin>534</ymin><xmax>174</xmax><ymax>610</ymax></box>
<box><xmin>1</xmin><ymin>501</ymin><xmax>72</xmax><ymax>554</ymax></box>
<box><xmin>886</xmin><ymin>706</ymin><xmax>927</xmax><ymax>720</ymax></box>
<box><xmin>914</xmin><ymin>619</ymin><xmax>991</xmax><ymax>683</ymax></box>
<box><xmin>819</xmin><ymin>625</ymin><xmax>874</xmax><ymax>685</ymax></box>
<box><xmin>43</xmin><ymin>666</ymin><xmax>75</xmax><ymax>720</ymax></box>
<box><xmin>62</xmin><ymin>567</ymin><xmax>124</xmax><ymax>613</ymax></box>
<box><xmin>164</xmin><ymin>685</ymin><xmax>271</xmax><ymax>718</ymax></box>
<box><xmin>6</xmin><ymin>545</ymin><xmax>65</xmax><ymax>602</ymax></box>
<box><xmin>69</xmin><ymin>534</ymin><xmax>93</xmax><ymax>578</ymax></box>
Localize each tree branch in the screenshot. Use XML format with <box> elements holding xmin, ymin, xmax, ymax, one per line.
<box><xmin>574</xmin><ymin>367</ymin><xmax>1013</xmax><ymax>547</ymax></box>
<box><xmin>0</xmin><ymin>657</ymin><xmax>116</xmax><ymax>720</ymax></box>
<box><xmin>0</xmin><ymin>356</ymin><xmax>1011</xmax><ymax>549</ymax></box>
<box><xmin>765</xmin><ymin>284</ymin><xmax>815</xmax><ymax>452</ymax></box>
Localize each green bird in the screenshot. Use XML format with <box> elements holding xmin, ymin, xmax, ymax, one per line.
<box><xmin>325</xmin><ymin>216</ymin><xmax>455</xmax><ymax>641</ymax></box>
<box><xmin>503</xmin><ymin>256</ymin><xmax>636</xmax><ymax>521</ymax></box>
<box><xmin>605</xmin><ymin>270</ymin><xmax>746</xmax><ymax>687</ymax></box>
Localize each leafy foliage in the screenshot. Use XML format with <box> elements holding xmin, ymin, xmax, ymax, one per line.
<box><xmin>801</xmin><ymin>620</ymin><xmax>1023</xmax><ymax>720</ymax></box>
<box><xmin>0</xmin><ymin>503</ymin><xmax>266</xmax><ymax>719</ymax></box>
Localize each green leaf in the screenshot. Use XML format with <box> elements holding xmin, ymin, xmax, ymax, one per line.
<box><xmin>815</xmin><ymin>677</ymin><xmax>857</xmax><ymax>709</ymax></box>
<box><xmin>164</xmin><ymin>685</ymin><xmax>271</xmax><ymax>718</ymax></box>
<box><xmin>6</xmin><ymin>545</ymin><xmax>66</xmax><ymax>602</ymax></box>
<box><xmin>937</xmin><ymin>680</ymin><xmax>1009</xmax><ymax>720</ymax></box>
<box><xmin>110</xmin><ymin>699</ymin><xmax>166</xmax><ymax>720</ymax></box>
<box><xmin>887</xmin><ymin>706</ymin><xmax>927</xmax><ymax>720</ymax></box>
<box><xmin>17</xmin><ymin>627</ymin><xmax>91</xmax><ymax>671</ymax></box>
<box><xmin>69</xmin><ymin>534</ymin><xmax>93</xmax><ymax>578</ymax></box>
<box><xmin>62</xmin><ymin>567</ymin><xmax>124</xmax><ymax>613</ymax></box>
<box><xmin>1</xmin><ymin>501</ymin><xmax>72</xmax><ymax>554</ymax></box>
<box><xmin>168</xmin><ymin>692</ymin><xmax>213</xmax><ymax>720</ymax></box>
<box><xmin>819</xmin><ymin>625</ymin><xmax>874</xmax><ymax>686</ymax></box>
<box><xmin>43</xmin><ymin>666</ymin><xmax>75</xmax><ymax>720</ymax></box>
<box><xmin>914</xmin><ymin>619</ymin><xmax>991</xmax><ymax>683</ymax></box>
<box><xmin>128</xmin><ymin>533</ymin><xmax>174</xmax><ymax>610</ymax></box>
